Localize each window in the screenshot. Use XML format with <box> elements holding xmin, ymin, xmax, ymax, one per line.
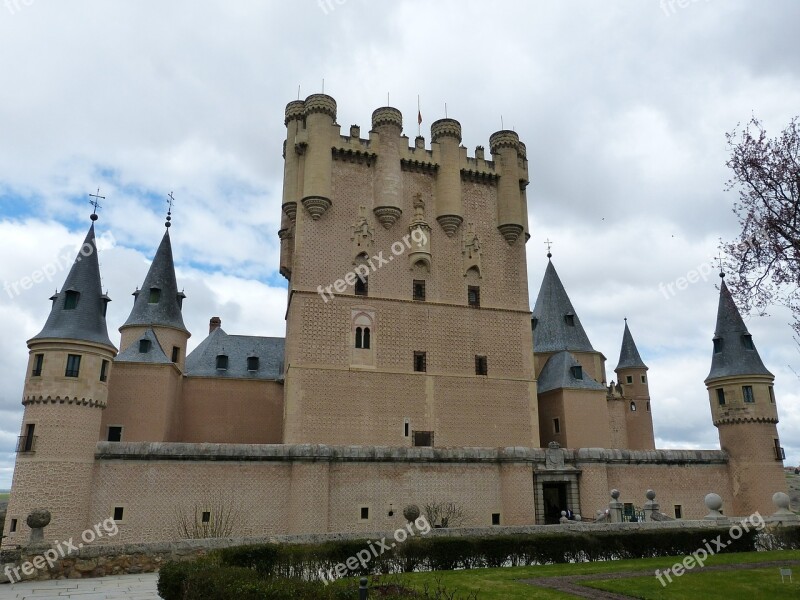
<box><xmin>216</xmin><ymin>354</ymin><xmax>228</xmax><ymax>370</ymax></box>
<box><xmin>355</xmin><ymin>275</ymin><xmax>368</xmax><ymax>296</ymax></box>
<box><xmin>100</xmin><ymin>359</ymin><xmax>109</xmax><ymax>382</ymax></box>
<box><xmin>113</xmin><ymin>507</ymin><xmax>124</xmax><ymax>521</ymax></box>
<box><xmin>19</xmin><ymin>423</ymin><xmax>36</xmax><ymax>453</ymax></box>
<box><xmin>32</xmin><ymin>353</ymin><xmax>44</xmax><ymax>377</ymax></box>
<box><xmin>10</xmin><ymin>519</ymin><xmax>17</xmax><ymax>533</ymax></box>
<box><xmin>148</xmin><ymin>287</ymin><xmax>161</xmax><ymax>303</ymax></box>
<box><xmin>641</xmin><ymin>375</ymin><xmax>647</xmax><ymax>384</ymax></box>
<box><xmin>475</xmin><ymin>355</ymin><xmax>488</xmax><ymax>376</ymax></box>
<box><xmin>626</xmin><ymin>375</ymin><xmax>633</xmax><ymax>384</ymax></box>
<box><xmin>646</xmin><ymin>401</ymin><xmax>651</xmax><ymax>412</ymax></box>
<box><xmin>360</xmin><ymin>507</ymin><xmax>370</xmax><ymax>520</ymax></box>
<box><xmin>247</xmin><ymin>356</ymin><xmax>259</xmax><ymax>372</ymax></box>
<box><xmin>630</xmin><ymin>401</ymin><xmax>637</xmax><ymax>411</ymax></box>
<box><xmin>413</xmin><ymin>431</ymin><xmax>434</xmax><ymax>447</ymax></box>
<box><xmin>171</xmin><ymin>346</ymin><xmax>180</xmax><ymax>363</ymax></box>
<box><xmin>414</xmin><ymin>351</ymin><xmax>427</xmax><ymax>373</ymax></box>
<box><xmin>413</xmin><ymin>280</ymin><xmax>426</xmax><ymax>301</ymax></box>
<box><xmin>64</xmin><ymin>290</ymin><xmax>80</xmax><ymax>310</ymax></box>
<box><xmin>201</xmin><ymin>511</ymin><xmax>211</xmax><ymax>524</ymax></box>
<box><xmin>674</xmin><ymin>505</ymin><xmax>683</xmax><ymax>519</ymax></box>
<box><xmin>553</xmin><ymin>418</ymin><xmax>560</xmax><ymax>434</ymax></box>
<box><xmin>355</xmin><ymin>327</ymin><xmax>371</xmax><ymax>349</ymax></box>
<box><xmin>532</xmin><ymin>318</ymin><xmax>538</xmax><ymax>330</ymax></box>
<box><xmin>564</xmin><ymin>313</ymin><xmax>575</xmax><ymax>326</ymax></box>
<box><xmin>491</xmin><ymin>513</ymin><xmax>501</xmax><ymax>526</ymax></box>
<box><xmin>139</xmin><ymin>339</ymin><xmax>151</xmax><ymax>353</ymax></box>
<box><xmin>716</xmin><ymin>388</ymin><xmax>726</xmax><ymax>406</ymax></box>
<box><xmin>468</xmin><ymin>286</ymin><xmax>480</xmax><ymax>307</ymax></box>
<box><xmin>713</xmin><ymin>338</ymin><xmax>722</xmax><ymax>354</ymax></box>
<box><xmin>65</xmin><ymin>354</ymin><xmax>81</xmax><ymax>377</ymax></box>
<box><xmin>769</xmin><ymin>386</ymin><xmax>775</xmax><ymax>403</ymax></box>
<box><xmin>775</xmin><ymin>439</ymin><xmax>785</xmax><ymax>460</ymax></box>
<box><xmin>742</xmin><ymin>334</ymin><xmax>754</xmax><ymax>350</ymax></box>
<box><xmin>742</xmin><ymin>385</ymin><xmax>754</xmax><ymax>403</ymax></box>
<box><xmin>404</xmin><ymin>419</ymin><xmax>410</xmax><ymax>438</ymax></box>
<box><xmin>107</xmin><ymin>426</ymin><xmax>122</xmax><ymax>442</ymax></box>
<box><xmin>571</xmin><ymin>365</ymin><xmax>583</xmax><ymax>380</ymax></box>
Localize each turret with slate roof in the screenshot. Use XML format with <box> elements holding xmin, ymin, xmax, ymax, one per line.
<box><xmin>705</xmin><ymin>272</ymin><xmax>785</xmax><ymax>516</ymax></box>
<box><xmin>612</xmin><ymin>320</ymin><xmax>655</xmax><ymax>450</ymax></box>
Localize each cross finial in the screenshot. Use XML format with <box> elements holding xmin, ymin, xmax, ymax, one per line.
<box><xmin>544</xmin><ymin>238</ymin><xmax>553</xmax><ymax>259</ymax></box>
<box><xmin>716</xmin><ymin>237</ymin><xmax>725</xmax><ymax>278</ymax></box>
<box><xmin>89</xmin><ymin>188</ymin><xmax>105</xmax><ymax>221</ymax></box>
<box><xmin>166</xmin><ymin>191</ymin><xmax>175</xmax><ymax>228</ymax></box>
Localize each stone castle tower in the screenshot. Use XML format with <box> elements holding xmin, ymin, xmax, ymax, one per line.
<box><xmin>705</xmin><ymin>274</ymin><xmax>786</xmax><ymax>516</ymax></box>
<box><xmin>5</xmin><ymin>215</ymin><xmax>117</xmax><ymax>543</ymax></box>
<box><xmin>612</xmin><ymin>320</ymin><xmax>655</xmax><ymax>450</ymax></box>
<box><xmin>279</xmin><ymin>94</ymin><xmax>539</xmax><ymax>448</ymax></box>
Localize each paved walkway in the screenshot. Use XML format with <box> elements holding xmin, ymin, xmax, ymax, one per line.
<box><xmin>0</xmin><ymin>574</ymin><xmax>160</xmax><ymax>599</ymax></box>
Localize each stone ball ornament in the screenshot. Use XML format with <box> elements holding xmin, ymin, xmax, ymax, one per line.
<box><xmin>26</xmin><ymin>509</ymin><xmax>51</xmax><ymax>529</ymax></box>
<box><xmin>403</xmin><ymin>504</ymin><xmax>421</xmax><ymax>523</ymax></box>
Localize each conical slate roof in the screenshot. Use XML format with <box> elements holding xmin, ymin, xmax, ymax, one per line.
<box><xmin>30</xmin><ymin>223</ymin><xmax>115</xmax><ymax>349</ymax></box>
<box><xmin>615</xmin><ymin>321</ymin><xmax>648</xmax><ymax>371</ymax></box>
<box><xmin>122</xmin><ymin>229</ymin><xmax>187</xmax><ymax>332</ymax></box>
<box><xmin>705</xmin><ymin>278</ymin><xmax>772</xmax><ymax>382</ymax></box>
<box><xmin>537</xmin><ymin>351</ymin><xmax>606</xmax><ymax>394</ymax></box>
<box><xmin>532</xmin><ymin>260</ymin><xmax>594</xmax><ymax>353</ymax></box>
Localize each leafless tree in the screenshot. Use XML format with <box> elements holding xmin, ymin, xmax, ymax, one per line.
<box><xmin>423</xmin><ymin>501</ymin><xmax>468</xmax><ymax>528</ymax></box>
<box><xmin>174</xmin><ymin>492</ymin><xmax>241</xmax><ymax>539</ymax></box>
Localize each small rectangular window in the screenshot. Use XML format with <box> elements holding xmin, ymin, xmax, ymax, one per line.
<box><xmin>475</xmin><ymin>355</ymin><xmax>488</xmax><ymax>376</ymax></box>
<box><xmin>10</xmin><ymin>519</ymin><xmax>17</xmax><ymax>533</ymax></box>
<box><xmin>491</xmin><ymin>513</ymin><xmax>501</xmax><ymax>526</ymax></box>
<box><xmin>113</xmin><ymin>506</ymin><xmax>124</xmax><ymax>521</ymax></box>
<box><xmin>553</xmin><ymin>418</ymin><xmax>560</xmax><ymax>434</ymax></box>
<box><xmin>413</xmin><ymin>351</ymin><xmax>427</xmax><ymax>373</ymax></box>
<box><xmin>564</xmin><ymin>314</ymin><xmax>575</xmax><ymax>326</ymax></box>
<box><xmin>413</xmin><ymin>280</ymin><xmax>426</xmax><ymax>301</ymax></box>
<box><xmin>713</xmin><ymin>338</ymin><xmax>722</xmax><ymax>354</ymax></box>
<box><xmin>247</xmin><ymin>356</ymin><xmax>259</xmax><ymax>372</ymax></box>
<box><xmin>742</xmin><ymin>334</ymin><xmax>754</xmax><ymax>350</ymax></box>
<box><xmin>20</xmin><ymin>423</ymin><xmax>36</xmax><ymax>453</ymax></box>
<box><xmin>467</xmin><ymin>286</ymin><xmax>480</xmax><ymax>307</ymax></box>
<box><xmin>201</xmin><ymin>511</ymin><xmax>211</xmax><ymax>524</ymax></box>
<box><xmin>641</xmin><ymin>375</ymin><xmax>647</xmax><ymax>384</ymax></box>
<box><xmin>674</xmin><ymin>505</ymin><xmax>682</xmax><ymax>519</ymax></box>
<box><xmin>360</xmin><ymin>507</ymin><xmax>369</xmax><ymax>520</ymax></box>
<box><xmin>171</xmin><ymin>346</ymin><xmax>180</xmax><ymax>363</ymax></box>
<box><xmin>572</xmin><ymin>366</ymin><xmax>583</xmax><ymax>380</ymax></box>
<box><xmin>413</xmin><ymin>431</ymin><xmax>434</xmax><ymax>447</ymax></box>
<box><xmin>148</xmin><ymin>288</ymin><xmax>161</xmax><ymax>303</ymax></box>
<box><xmin>626</xmin><ymin>375</ymin><xmax>633</xmax><ymax>384</ymax></box>
<box><xmin>65</xmin><ymin>354</ymin><xmax>81</xmax><ymax>377</ymax></box>
<box><xmin>404</xmin><ymin>419</ymin><xmax>410</xmax><ymax>438</ymax></box>
<box><xmin>717</xmin><ymin>388</ymin><xmax>726</xmax><ymax>406</ymax></box>
<box><xmin>646</xmin><ymin>401</ymin><xmax>651</xmax><ymax>412</ymax></box>
<box><xmin>531</xmin><ymin>318</ymin><xmax>538</xmax><ymax>330</ymax></box>
<box><xmin>100</xmin><ymin>359</ymin><xmax>109</xmax><ymax>382</ymax></box>
<box><xmin>742</xmin><ymin>385</ymin><xmax>754</xmax><ymax>403</ymax></box>
<box><xmin>769</xmin><ymin>386</ymin><xmax>775</xmax><ymax>403</ymax></box>
<box><xmin>32</xmin><ymin>353</ymin><xmax>44</xmax><ymax>377</ymax></box>
<box><xmin>774</xmin><ymin>438</ymin><xmax>785</xmax><ymax>461</ymax></box>
<box><xmin>355</xmin><ymin>276</ymin><xmax>368</xmax><ymax>296</ymax></box>
<box><xmin>216</xmin><ymin>355</ymin><xmax>228</xmax><ymax>370</ymax></box>
<box><xmin>139</xmin><ymin>339</ymin><xmax>151</xmax><ymax>353</ymax></box>
<box><xmin>64</xmin><ymin>290</ymin><xmax>80</xmax><ymax>310</ymax></box>
<box><xmin>107</xmin><ymin>426</ymin><xmax>122</xmax><ymax>442</ymax></box>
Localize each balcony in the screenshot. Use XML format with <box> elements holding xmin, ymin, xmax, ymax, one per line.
<box><xmin>16</xmin><ymin>435</ymin><xmax>37</xmax><ymax>453</ymax></box>
<box><xmin>775</xmin><ymin>446</ymin><xmax>786</xmax><ymax>461</ymax></box>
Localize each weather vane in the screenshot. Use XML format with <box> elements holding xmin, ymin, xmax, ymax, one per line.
<box><xmin>166</xmin><ymin>191</ymin><xmax>175</xmax><ymax>228</ymax></box>
<box><xmin>716</xmin><ymin>237</ymin><xmax>725</xmax><ymax>278</ymax></box>
<box><xmin>89</xmin><ymin>188</ymin><xmax>105</xmax><ymax>221</ymax></box>
<box><xmin>544</xmin><ymin>238</ymin><xmax>553</xmax><ymax>258</ymax></box>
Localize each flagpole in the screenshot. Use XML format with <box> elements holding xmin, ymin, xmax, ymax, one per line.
<box><xmin>417</xmin><ymin>95</ymin><xmax>421</xmax><ymax>137</ymax></box>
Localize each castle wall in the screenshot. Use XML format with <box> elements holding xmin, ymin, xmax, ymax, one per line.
<box><xmin>607</xmin><ymin>398</ymin><xmax>628</xmax><ymax>449</ymax></box>
<box><xmin>179</xmin><ymin>378</ymin><xmax>283</xmax><ymax>444</ymax></box>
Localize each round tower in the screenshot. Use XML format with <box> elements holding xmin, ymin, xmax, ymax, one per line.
<box><xmin>489</xmin><ymin>130</ymin><xmax>526</xmax><ymax>245</ymax></box>
<box><xmin>300</xmin><ymin>93</ymin><xmax>337</xmax><ymax>220</ymax></box>
<box><xmin>3</xmin><ymin>217</ymin><xmax>117</xmax><ymax>547</ymax></box>
<box><xmin>431</xmin><ymin>118</ymin><xmax>463</xmax><ymax>236</ymax></box>
<box><xmin>279</xmin><ymin>99</ymin><xmax>305</xmax><ymax>280</ymax></box>
<box><xmin>371</xmin><ymin>106</ymin><xmax>404</xmax><ymax>229</ymax></box>
<box><xmin>705</xmin><ymin>275</ymin><xmax>786</xmax><ymax>516</ymax></box>
<box><xmin>614</xmin><ymin>320</ymin><xmax>655</xmax><ymax>450</ymax></box>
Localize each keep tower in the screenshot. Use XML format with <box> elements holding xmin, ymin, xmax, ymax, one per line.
<box><xmin>3</xmin><ymin>213</ymin><xmax>117</xmax><ymax>545</ymax></box>
<box><xmin>705</xmin><ymin>274</ymin><xmax>787</xmax><ymax>515</ymax></box>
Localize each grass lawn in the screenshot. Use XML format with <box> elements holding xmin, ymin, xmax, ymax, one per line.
<box><xmin>0</xmin><ymin>493</ymin><xmax>9</xmax><ymax>502</ymax></box>
<box><xmin>383</xmin><ymin>550</ymin><xmax>800</xmax><ymax>600</ymax></box>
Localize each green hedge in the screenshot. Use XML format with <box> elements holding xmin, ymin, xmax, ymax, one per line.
<box><xmin>159</xmin><ymin>526</ymin><xmax>798</xmax><ymax>600</ymax></box>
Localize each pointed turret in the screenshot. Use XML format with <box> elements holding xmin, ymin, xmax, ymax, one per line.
<box><xmin>615</xmin><ymin>321</ymin><xmax>647</xmax><ymax>371</ymax></box>
<box><xmin>531</xmin><ymin>260</ymin><xmax>594</xmax><ymax>353</ymax></box>
<box><xmin>30</xmin><ymin>223</ymin><xmax>114</xmax><ymax>349</ymax></box>
<box><xmin>121</xmin><ymin>229</ymin><xmax>187</xmax><ymax>333</ymax></box>
<box><xmin>705</xmin><ymin>278</ymin><xmax>772</xmax><ymax>382</ymax></box>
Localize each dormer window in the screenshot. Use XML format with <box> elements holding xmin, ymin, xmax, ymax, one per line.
<box><xmin>713</xmin><ymin>338</ymin><xmax>722</xmax><ymax>354</ymax></box>
<box><xmin>177</xmin><ymin>291</ymin><xmax>186</xmax><ymax>309</ymax></box>
<box><xmin>630</xmin><ymin>401</ymin><xmax>637</xmax><ymax>411</ymax></box>
<box><xmin>571</xmin><ymin>365</ymin><xmax>583</xmax><ymax>380</ymax></box>
<box><xmin>247</xmin><ymin>356</ymin><xmax>259</xmax><ymax>372</ymax></box>
<box><xmin>532</xmin><ymin>318</ymin><xmax>538</xmax><ymax>330</ymax></box>
<box><xmin>64</xmin><ymin>290</ymin><xmax>80</xmax><ymax>310</ymax></box>
<box><xmin>216</xmin><ymin>354</ymin><xmax>228</xmax><ymax>370</ymax></box>
<box><xmin>742</xmin><ymin>334</ymin><xmax>754</xmax><ymax>350</ymax></box>
<box><xmin>139</xmin><ymin>339</ymin><xmax>151</xmax><ymax>353</ymax></box>
<box><xmin>148</xmin><ymin>288</ymin><xmax>161</xmax><ymax>303</ymax></box>
<box><xmin>564</xmin><ymin>313</ymin><xmax>575</xmax><ymax>327</ymax></box>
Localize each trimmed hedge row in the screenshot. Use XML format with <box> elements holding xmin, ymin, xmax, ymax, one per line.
<box><xmin>159</xmin><ymin>526</ymin><xmax>799</xmax><ymax>600</ymax></box>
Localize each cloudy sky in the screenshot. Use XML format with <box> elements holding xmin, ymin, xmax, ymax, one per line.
<box><xmin>1</xmin><ymin>0</ymin><xmax>799</xmax><ymax>489</ymax></box>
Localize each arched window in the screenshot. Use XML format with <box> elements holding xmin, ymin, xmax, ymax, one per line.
<box><xmin>355</xmin><ymin>327</ymin><xmax>363</xmax><ymax>349</ymax></box>
<box><xmin>630</xmin><ymin>401</ymin><xmax>637</xmax><ymax>412</ymax></box>
<box><xmin>363</xmin><ymin>327</ymin><xmax>371</xmax><ymax>349</ymax></box>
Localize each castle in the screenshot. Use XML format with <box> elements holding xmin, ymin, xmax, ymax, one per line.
<box><xmin>1</xmin><ymin>95</ymin><xmax>789</xmax><ymax>546</ymax></box>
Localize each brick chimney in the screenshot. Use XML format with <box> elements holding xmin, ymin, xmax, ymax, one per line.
<box><xmin>209</xmin><ymin>317</ymin><xmax>221</xmax><ymax>334</ymax></box>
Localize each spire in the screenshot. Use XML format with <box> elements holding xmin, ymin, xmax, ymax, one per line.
<box><xmin>705</xmin><ymin>277</ymin><xmax>772</xmax><ymax>382</ymax></box>
<box><xmin>30</xmin><ymin>223</ymin><xmax>114</xmax><ymax>348</ymax></box>
<box><xmin>615</xmin><ymin>319</ymin><xmax>648</xmax><ymax>371</ymax></box>
<box><xmin>122</xmin><ymin>229</ymin><xmax>187</xmax><ymax>332</ymax></box>
<box><xmin>531</xmin><ymin>260</ymin><xmax>594</xmax><ymax>353</ymax></box>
